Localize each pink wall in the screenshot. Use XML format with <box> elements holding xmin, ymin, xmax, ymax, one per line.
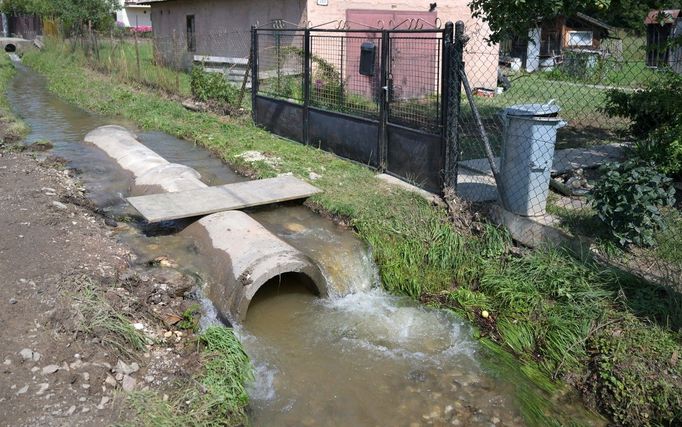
<box><xmin>307</xmin><ymin>0</ymin><xmax>499</xmax><ymax>89</ymax></box>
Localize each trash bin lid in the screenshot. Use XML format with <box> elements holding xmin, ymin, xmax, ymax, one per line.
<box><xmin>504</xmin><ymin>102</ymin><xmax>560</xmax><ymax>117</ymax></box>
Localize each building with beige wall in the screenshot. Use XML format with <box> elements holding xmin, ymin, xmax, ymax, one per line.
<box><xmin>143</xmin><ymin>0</ymin><xmax>498</xmax><ymax>89</ymax></box>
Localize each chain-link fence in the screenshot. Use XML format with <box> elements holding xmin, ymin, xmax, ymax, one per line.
<box><xmin>59</xmin><ymin>29</ymin><xmax>251</xmax><ymax>98</ymax></box>
<box><xmin>456</xmin><ymin>19</ymin><xmax>682</xmax><ymax>289</ymax></box>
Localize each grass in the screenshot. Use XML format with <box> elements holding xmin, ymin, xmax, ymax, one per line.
<box><xmin>68</xmin><ymin>275</ymin><xmax>148</xmax><ymax>357</ymax></box>
<box><xmin>23</xmin><ymin>38</ymin><xmax>682</xmax><ymax>426</ymax></box>
<box><xmin>67</xmin><ymin>36</ymin><xmax>192</xmax><ymax>97</ymax></box>
<box><xmin>0</xmin><ymin>53</ymin><xmax>29</xmax><ymax>142</ymax></box>
<box><xmin>126</xmin><ymin>327</ymin><xmax>252</xmax><ymax>427</ymax></box>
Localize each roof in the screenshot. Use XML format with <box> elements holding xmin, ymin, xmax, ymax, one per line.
<box><xmin>644</xmin><ymin>9</ymin><xmax>681</xmax><ymax>25</ymax></box>
<box><xmin>573</xmin><ymin>12</ymin><xmax>613</xmax><ymax>31</ymax></box>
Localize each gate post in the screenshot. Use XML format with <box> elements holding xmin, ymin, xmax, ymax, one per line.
<box><xmin>378</xmin><ymin>30</ymin><xmax>390</xmax><ymax>171</ymax></box>
<box><xmin>442</xmin><ymin>21</ymin><xmax>464</xmax><ymax>191</ymax></box>
<box><xmin>303</xmin><ymin>28</ymin><xmax>311</xmax><ymax>145</ymax></box>
<box><xmin>251</xmin><ymin>26</ymin><xmax>258</xmax><ymax>124</ymax></box>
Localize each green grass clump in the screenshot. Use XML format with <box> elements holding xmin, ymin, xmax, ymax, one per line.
<box><xmin>0</xmin><ymin>54</ymin><xmax>29</xmax><ymax>142</ymax></box>
<box><xmin>127</xmin><ymin>326</ymin><xmax>252</xmax><ymax>427</ymax></box>
<box><xmin>586</xmin><ymin>316</ymin><xmax>682</xmax><ymax>426</ymax></box>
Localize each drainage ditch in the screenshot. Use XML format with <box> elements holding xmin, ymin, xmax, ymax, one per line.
<box><xmin>7</xmin><ymin>60</ymin><xmax>603</xmax><ymax>426</ymax></box>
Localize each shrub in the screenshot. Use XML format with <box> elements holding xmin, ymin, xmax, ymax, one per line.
<box><xmin>603</xmin><ymin>71</ymin><xmax>682</xmax><ymax>139</ymax></box>
<box><xmin>632</xmin><ymin>124</ymin><xmax>682</xmax><ymax>179</ymax></box>
<box><xmin>590</xmin><ymin>160</ymin><xmax>675</xmax><ymax>247</ymax></box>
<box><xmin>190</xmin><ymin>65</ymin><xmax>238</xmax><ymax>106</ymax></box>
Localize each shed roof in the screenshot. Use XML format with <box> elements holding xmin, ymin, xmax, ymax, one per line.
<box><xmin>644</xmin><ymin>9</ymin><xmax>681</xmax><ymax>25</ymax></box>
<box><xmin>574</xmin><ymin>12</ymin><xmax>613</xmax><ymax>31</ymax></box>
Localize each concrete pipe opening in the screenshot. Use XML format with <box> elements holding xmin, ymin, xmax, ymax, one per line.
<box><xmin>246</xmin><ymin>273</ymin><xmax>320</xmax><ymax>320</ymax></box>
<box><xmin>4</xmin><ymin>44</ymin><xmax>16</xmax><ymax>53</ymax></box>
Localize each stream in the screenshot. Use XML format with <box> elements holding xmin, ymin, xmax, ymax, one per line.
<box><xmin>7</xmin><ymin>61</ymin><xmax>602</xmax><ymax>426</ymax></box>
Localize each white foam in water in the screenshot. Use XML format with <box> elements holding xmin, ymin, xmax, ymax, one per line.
<box><xmin>319</xmin><ymin>289</ymin><xmax>478</xmax><ymax>363</ymax></box>
<box><xmin>7</xmin><ymin>53</ymin><xmax>20</xmax><ymax>62</ymax></box>
<box><xmin>248</xmin><ymin>362</ymin><xmax>278</xmax><ymax>401</ymax></box>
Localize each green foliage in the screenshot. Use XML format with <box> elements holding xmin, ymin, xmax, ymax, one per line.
<box><xmin>586</xmin><ymin>0</ymin><xmax>682</xmax><ymax>32</ymax></box>
<box><xmin>603</xmin><ymin>71</ymin><xmax>682</xmax><ymax>138</ymax></box>
<box><xmin>177</xmin><ymin>304</ymin><xmax>201</xmax><ymax>332</ymax></box>
<box><xmin>1</xmin><ymin>0</ymin><xmax>120</xmax><ymax>33</ymax></box>
<box><xmin>190</xmin><ymin>66</ymin><xmax>238</xmax><ymax>106</ymax></box>
<box><xmin>468</xmin><ymin>0</ymin><xmax>611</xmax><ymax>43</ymax></box>
<box><xmin>587</xmin><ymin>318</ymin><xmax>682</xmax><ymax>426</ymax></box>
<box><xmin>126</xmin><ymin>326</ymin><xmax>252</xmax><ymax>427</ymax></box>
<box><xmin>590</xmin><ymin>160</ymin><xmax>676</xmax><ymax>246</ymax></box>
<box><xmin>632</xmin><ymin>124</ymin><xmax>682</xmax><ymax>178</ymax></box>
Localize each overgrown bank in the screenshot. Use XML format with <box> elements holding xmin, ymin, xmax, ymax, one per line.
<box><xmin>20</xmin><ymin>42</ymin><xmax>682</xmax><ymax>426</ymax></box>
<box><xmin>0</xmin><ymin>54</ymin><xmax>28</xmax><ymax>142</ymax></box>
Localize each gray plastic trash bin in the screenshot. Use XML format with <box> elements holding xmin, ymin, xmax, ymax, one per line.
<box><xmin>499</xmin><ymin>102</ymin><xmax>566</xmax><ymax>216</ymax></box>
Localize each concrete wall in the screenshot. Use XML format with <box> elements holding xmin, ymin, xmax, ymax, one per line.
<box><xmin>150</xmin><ymin>0</ymin><xmax>306</xmax><ymax>66</ymax></box>
<box><xmin>117</xmin><ymin>6</ymin><xmax>153</xmax><ymax>28</ymax></box>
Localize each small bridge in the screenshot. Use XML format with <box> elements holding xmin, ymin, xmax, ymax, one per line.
<box><xmin>0</xmin><ymin>37</ymin><xmax>33</xmax><ymax>53</ymax></box>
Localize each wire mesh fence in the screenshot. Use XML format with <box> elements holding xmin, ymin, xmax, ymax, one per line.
<box><xmin>57</xmin><ymin>29</ymin><xmax>252</xmax><ymax>99</ymax></box>
<box><xmin>456</xmin><ymin>20</ymin><xmax>682</xmax><ymax>289</ymax></box>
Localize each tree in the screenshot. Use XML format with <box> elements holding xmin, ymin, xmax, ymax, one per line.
<box><xmin>586</xmin><ymin>0</ymin><xmax>682</xmax><ymax>33</ymax></box>
<box><xmin>52</xmin><ymin>0</ymin><xmax>120</xmax><ymax>33</ymax></box>
<box><xmin>0</xmin><ymin>0</ymin><xmax>119</xmax><ymax>33</ymax></box>
<box><xmin>468</xmin><ymin>0</ymin><xmax>611</xmax><ymax>43</ymax></box>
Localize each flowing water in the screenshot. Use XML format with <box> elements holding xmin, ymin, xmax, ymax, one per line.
<box><xmin>7</xmin><ymin>61</ymin><xmax>603</xmax><ymax>426</ymax></box>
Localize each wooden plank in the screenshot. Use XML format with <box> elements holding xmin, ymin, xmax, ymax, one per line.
<box><xmin>126</xmin><ymin>175</ymin><xmax>321</xmax><ymax>223</ymax></box>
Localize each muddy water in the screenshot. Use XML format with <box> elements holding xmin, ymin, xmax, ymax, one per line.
<box><xmin>7</xmin><ymin>62</ymin><xmax>602</xmax><ymax>426</ymax></box>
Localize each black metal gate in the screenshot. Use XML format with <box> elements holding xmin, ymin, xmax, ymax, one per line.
<box><xmin>251</xmin><ymin>22</ymin><xmax>465</xmax><ymax>193</ymax></box>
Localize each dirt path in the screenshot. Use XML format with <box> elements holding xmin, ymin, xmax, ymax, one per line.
<box><xmin>0</xmin><ymin>145</ymin><xmax>204</xmax><ymax>426</ymax></box>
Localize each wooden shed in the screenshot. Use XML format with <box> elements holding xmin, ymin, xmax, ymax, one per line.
<box><xmin>502</xmin><ymin>12</ymin><xmax>615</xmax><ymax>72</ymax></box>
<box><xmin>645</xmin><ymin>9</ymin><xmax>682</xmax><ymax>73</ymax></box>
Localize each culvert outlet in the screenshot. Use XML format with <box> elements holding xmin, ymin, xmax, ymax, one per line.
<box><xmin>84</xmin><ymin>125</ymin><xmax>329</xmax><ymax>321</ymax></box>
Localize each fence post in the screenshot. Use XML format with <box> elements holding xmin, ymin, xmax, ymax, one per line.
<box><xmin>251</xmin><ymin>26</ymin><xmax>259</xmax><ymax>124</ymax></box>
<box><xmin>378</xmin><ymin>30</ymin><xmax>390</xmax><ymax>171</ymax></box>
<box><xmin>303</xmin><ymin>29</ymin><xmax>311</xmax><ymax>145</ymax></box>
<box><xmin>443</xmin><ymin>21</ymin><xmax>463</xmax><ymax>191</ymax></box>
<box><xmin>133</xmin><ymin>29</ymin><xmax>141</xmax><ymax>81</ymax></box>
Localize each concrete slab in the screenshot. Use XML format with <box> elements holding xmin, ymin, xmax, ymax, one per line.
<box><xmin>458</xmin><ymin>143</ymin><xmax>626</xmax><ymax>177</ymax></box>
<box><xmin>127</xmin><ymin>175</ymin><xmax>321</xmax><ymax>222</ymax></box>
<box><xmin>375</xmin><ymin>174</ymin><xmax>445</xmax><ymax>206</ymax></box>
<box><xmin>456</xmin><ymin>170</ymin><xmax>499</xmax><ymax>203</ymax></box>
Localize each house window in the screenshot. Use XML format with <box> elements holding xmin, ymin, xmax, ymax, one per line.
<box><xmin>186</xmin><ymin>15</ymin><xmax>196</xmax><ymax>52</ymax></box>
<box><xmin>567</xmin><ymin>31</ymin><xmax>593</xmax><ymax>47</ymax></box>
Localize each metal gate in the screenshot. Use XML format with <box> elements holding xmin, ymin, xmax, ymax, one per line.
<box><xmin>251</xmin><ymin>22</ymin><xmax>464</xmax><ymax>193</ymax></box>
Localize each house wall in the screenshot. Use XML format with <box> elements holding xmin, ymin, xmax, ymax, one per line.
<box><xmin>117</xmin><ymin>7</ymin><xmax>153</xmax><ymax>27</ymax></box>
<box><xmin>306</xmin><ymin>0</ymin><xmax>498</xmax><ymax>89</ymax></box>
<box><xmin>150</xmin><ymin>0</ymin><xmax>306</xmax><ymax>68</ymax></box>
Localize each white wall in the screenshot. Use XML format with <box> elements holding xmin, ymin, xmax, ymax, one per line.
<box><xmin>117</xmin><ymin>6</ymin><xmax>152</xmax><ymax>27</ymax></box>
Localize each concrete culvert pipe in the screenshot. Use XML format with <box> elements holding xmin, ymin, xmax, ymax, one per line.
<box><xmin>4</xmin><ymin>44</ymin><xmax>16</xmax><ymax>53</ymax></box>
<box><xmin>84</xmin><ymin>125</ymin><xmax>329</xmax><ymax>321</ymax></box>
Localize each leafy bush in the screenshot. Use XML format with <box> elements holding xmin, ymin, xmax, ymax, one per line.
<box><xmin>603</xmin><ymin>71</ymin><xmax>682</xmax><ymax>138</ymax></box>
<box><xmin>632</xmin><ymin>124</ymin><xmax>682</xmax><ymax>178</ymax></box>
<box><xmin>190</xmin><ymin>65</ymin><xmax>237</xmax><ymax>105</ymax></box>
<box><xmin>590</xmin><ymin>160</ymin><xmax>675</xmax><ymax>246</ymax></box>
